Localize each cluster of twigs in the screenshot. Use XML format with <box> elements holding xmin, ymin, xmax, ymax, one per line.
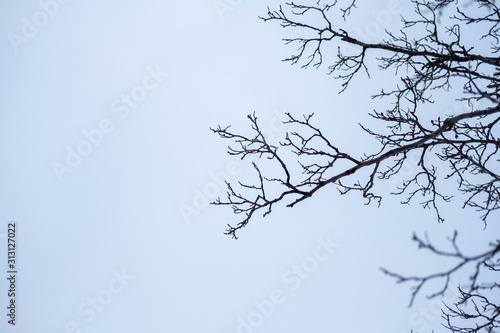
<box><xmin>212</xmin><ymin>1</ymin><xmax>500</xmax><ymax>331</ymax></box>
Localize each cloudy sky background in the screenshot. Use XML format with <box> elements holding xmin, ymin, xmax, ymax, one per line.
<box><xmin>0</xmin><ymin>0</ymin><xmax>498</xmax><ymax>332</ymax></box>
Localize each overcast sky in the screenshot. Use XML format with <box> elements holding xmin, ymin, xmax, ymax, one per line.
<box><xmin>0</xmin><ymin>1</ymin><xmax>498</xmax><ymax>332</ymax></box>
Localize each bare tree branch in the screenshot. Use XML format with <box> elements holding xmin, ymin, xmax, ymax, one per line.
<box><xmin>212</xmin><ymin>1</ymin><xmax>500</xmax><ymax>330</ymax></box>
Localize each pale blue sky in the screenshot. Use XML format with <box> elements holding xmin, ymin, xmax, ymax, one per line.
<box><xmin>0</xmin><ymin>1</ymin><xmax>498</xmax><ymax>332</ymax></box>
